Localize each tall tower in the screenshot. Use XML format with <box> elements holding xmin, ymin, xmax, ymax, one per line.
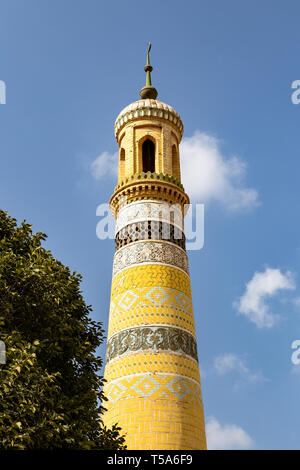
<box><xmin>103</xmin><ymin>44</ymin><xmax>206</xmax><ymax>450</ymax></box>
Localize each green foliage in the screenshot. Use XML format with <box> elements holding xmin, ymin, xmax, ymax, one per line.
<box><xmin>0</xmin><ymin>210</ymin><xmax>126</xmax><ymax>449</ymax></box>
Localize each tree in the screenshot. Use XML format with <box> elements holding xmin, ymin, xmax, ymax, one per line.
<box><xmin>0</xmin><ymin>210</ymin><xmax>126</xmax><ymax>450</ymax></box>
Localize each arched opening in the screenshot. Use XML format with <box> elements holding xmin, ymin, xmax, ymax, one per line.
<box><xmin>172</xmin><ymin>144</ymin><xmax>179</xmax><ymax>179</ymax></box>
<box><xmin>119</xmin><ymin>148</ymin><xmax>125</xmax><ymax>180</ymax></box>
<box><xmin>142</xmin><ymin>139</ymin><xmax>155</xmax><ymax>173</ymax></box>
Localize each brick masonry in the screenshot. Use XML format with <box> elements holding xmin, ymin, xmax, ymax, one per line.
<box><xmin>102</xmin><ymin>99</ymin><xmax>207</xmax><ymax>450</ymax></box>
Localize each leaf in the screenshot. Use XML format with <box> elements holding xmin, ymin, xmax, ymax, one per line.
<box><xmin>0</xmin><ymin>209</ymin><xmax>125</xmax><ymax>450</ymax></box>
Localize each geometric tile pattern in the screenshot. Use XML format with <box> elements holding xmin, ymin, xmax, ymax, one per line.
<box><xmin>115</xmin><ymin>220</ymin><xmax>186</xmax><ymax>251</ymax></box>
<box><xmin>115</xmin><ymin>200</ymin><xmax>184</xmax><ymax>234</ymax></box>
<box><xmin>117</xmin><ymin>290</ymin><xmax>139</xmax><ymax>310</ymax></box>
<box><xmin>104</xmin><ymin>398</ymin><xmax>207</xmax><ymax>450</ymax></box>
<box><xmin>106</xmin><ymin>325</ymin><xmax>198</xmax><ymax>363</ymax></box>
<box><xmin>110</xmin><ymin>285</ymin><xmax>192</xmax><ymax>313</ymax></box>
<box><xmin>107</xmin><ymin>306</ymin><xmax>196</xmax><ymax>337</ymax></box>
<box><xmin>113</xmin><ymin>240</ymin><xmax>189</xmax><ymax>277</ymax></box>
<box><xmin>104</xmin><ymin>183</ymin><xmax>206</xmax><ymax>449</ymax></box>
<box><xmin>103</xmin><ymin>94</ymin><xmax>208</xmax><ymax>450</ymax></box>
<box><xmin>145</xmin><ymin>286</ymin><xmax>171</xmax><ymax>305</ymax></box>
<box><xmin>111</xmin><ymin>265</ymin><xmax>192</xmax><ymax>298</ymax></box>
<box><xmin>104</xmin><ymin>351</ymin><xmax>201</xmax><ymax>382</ymax></box>
<box><xmin>104</xmin><ymin>373</ymin><xmax>203</xmax><ymax>406</ymax></box>
<box><xmin>131</xmin><ymin>375</ymin><xmax>160</xmax><ymax>397</ymax></box>
<box><xmin>108</xmin><ymin>280</ymin><xmax>195</xmax><ymax>340</ymax></box>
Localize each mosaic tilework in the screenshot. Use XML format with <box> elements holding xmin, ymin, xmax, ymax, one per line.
<box><xmin>111</xmin><ymin>265</ymin><xmax>192</xmax><ymax>298</ymax></box>
<box><xmin>104</xmin><ymin>373</ymin><xmax>202</xmax><ymax>404</ymax></box>
<box><xmin>110</xmin><ymin>285</ymin><xmax>192</xmax><ymax>318</ymax></box>
<box><xmin>102</xmin><ymin>372</ymin><xmax>206</xmax><ymax>450</ymax></box>
<box><xmin>103</xmin><ymin>396</ymin><xmax>207</xmax><ymax>450</ymax></box>
<box><xmin>104</xmin><ymin>351</ymin><xmax>200</xmax><ymax>382</ymax></box>
<box><xmin>113</xmin><ymin>240</ymin><xmax>189</xmax><ymax>277</ymax></box>
<box><xmin>106</xmin><ymin>325</ymin><xmax>198</xmax><ymax>363</ymax></box>
<box><xmin>116</xmin><ymin>200</ymin><xmax>184</xmax><ymax>234</ymax></box>
<box><xmin>115</xmin><ymin>220</ymin><xmax>186</xmax><ymax>251</ymax></box>
<box><xmin>107</xmin><ymin>305</ymin><xmax>195</xmax><ymax>337</ymax></box>
<box><xmin>104</xmin><ymin>96</ymin><xmax>207</xmax><ymax>450</ymax></box>
<box><xmin>114</xmin><ymin>99</ymin><xmax>184</xmax><ymax>138</ymax></box>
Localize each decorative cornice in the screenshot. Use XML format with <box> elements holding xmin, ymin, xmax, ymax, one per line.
<box><xmin>106</xmin><ymin>325</ymin><xmax>198</xmax><ymax>364</ymax></box>
<box><xmin>114</xmin><ymin>171</ymin><xmax>184</xmax><ymax>192</ymax></box>
<box><xmin>114</xmin><ymin>99</ymin><xmax>184</xmax><ymax>140</ymax></box>
<box><xmin>110</xmin><ymin>174</ymin><xmax>189</xmax><ymax>217</ymax></box>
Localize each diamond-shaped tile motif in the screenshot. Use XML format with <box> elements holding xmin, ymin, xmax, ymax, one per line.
<box><xmin>104</xmin><ymin>373</ymin><xmax>203</xmax><ymax>405</ymax></box>
<box><xmin>145</xmin><ymin>286</ymin><xmax>170</xmax><ymax>305</ymax></box>
<box><xmin>131</xmin><ymin>375</ymin><xmax>160</xmax><ymax>397</ymax></box>
<box><xmin>118</xmin><ymin>290</ymin><xmax>139</xmax><ymax>310</ymax></box>
<box><xmin>106</xmin><ymin>382</ymin><xmax>127</xmax><ymax>403</ymax></box>
<box><xmin>193</xmin><ymin>386</ymin><xmax>203</xmax><ymax>406</ymax></box>
<box><xmin>103</xmin><ymin>191</ymin><xmax>208</xmax><ymax>448</ymax></box>
<box><xmin>175</xmin><ymin>292</ymin><xmax>191</xmax><ymax>312</ymax></box>
<box><xmin>166</xmin><ymin>377</ymin><xmax>191</xmax><ymax>399</ymax></box>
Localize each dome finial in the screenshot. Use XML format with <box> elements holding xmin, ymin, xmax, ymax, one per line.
<box><xmin>139</xmin><ymin>42</ymin><xmax>158</xmax><ymax>100</ymax></box>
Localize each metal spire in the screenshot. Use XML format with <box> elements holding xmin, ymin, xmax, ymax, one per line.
<box><xmin>139</xmin><ymin>42</ymin><xmax>158</xmax><ymax>100</ymax></box>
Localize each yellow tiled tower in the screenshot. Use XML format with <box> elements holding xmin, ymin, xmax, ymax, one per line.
<box><xmin>103</xmin><ymin>44</ymin><xmax>207</xmax><ymax>450</ymax></box>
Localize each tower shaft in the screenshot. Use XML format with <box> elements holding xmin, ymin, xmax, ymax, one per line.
<box><xmin>103</xmin><ymin>51</ymin><xmax>206</xmax><ymax>449</ymax></box>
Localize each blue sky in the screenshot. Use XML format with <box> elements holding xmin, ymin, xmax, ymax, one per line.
<box><xmin>1</xmin><ymin>0</ymin><xmax>300</xmax><ymax>449</ymax></box>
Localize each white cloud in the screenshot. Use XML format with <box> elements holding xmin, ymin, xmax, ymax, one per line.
<box><xmin>90</xmin><ymin>151</ymin><xmax>118</xmax><ymax>180</ymax></box>
<box><xmin>90</xmin><ymin>131</ymin><xmax>258</xmax><ymax>213</ymax></box>
<box><xmin>235</xmin><ymin>267</ymin><xmax>296</xmax><ymax>328</ymax></box>
<box><xmin>206</xmin><ymin>417</ymin><xmax>254</xmax><ymax>450</ymax></box>
<box><xmin>214</xmin><ymin>353</ymin><xmax>265</xmax><ymax>383</ymax></box>
<box><xmin>180</xmin><ymin>131</ymin><xmax>259</xmax><ymax>211</ymax></box>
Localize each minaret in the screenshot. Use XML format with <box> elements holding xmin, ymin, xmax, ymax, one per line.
<box><xmin>103</xmin><ymin>44</ymin><xmax>207</xmax><ymax>450</ymax></box>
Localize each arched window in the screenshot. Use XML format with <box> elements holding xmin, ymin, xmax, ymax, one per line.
<box><xmin>172</xmin><ymin>144</ymin><xmax>179</xmax><ymax>179</ymax></box>
<box><xmin>142</xmin><ymin>139</ymin><xmax>155</xmax><ymax>173</ymax></box>
<box><xmin>119</xmin><ymin>148</ymin><xmax>125</xmax><ymax>180</ymax></box>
